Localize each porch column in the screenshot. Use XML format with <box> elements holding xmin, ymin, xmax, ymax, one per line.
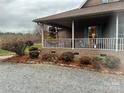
<box><xmin>116</xmin><ymin>14</ymin><xmax>119</xmax><ymax>51</ymax></box>
<box><xmin>38</xmin><ymin>23</ymin><xmax>44</xmax><ymax>48</ymax></box>
<box><xmin>41</xmin><ymin>24</ymin><xmax>44</xmax><ymax>48</ymax></box>
<box><xmin>72</xmin><ymin>20</ymin><xmax>75</xmax><ymax>49</ymax></box>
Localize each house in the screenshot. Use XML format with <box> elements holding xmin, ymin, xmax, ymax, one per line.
<box><xmin>33</xmin><ymin>0</ymin><xmax>124</xmax><ymax>61</ymax></box>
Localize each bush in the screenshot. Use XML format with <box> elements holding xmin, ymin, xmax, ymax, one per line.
<box><xmin>92</xmin><ymin>56</ymin><xmax>120</xmax><ymax>69</ymax></box>
<box><xmin>92</xmin><ymin>56</ymin><xmax>106</xmax><ymax>64</ymax></box>
<box><xmin>60</xmin><ymin>52</ymin><xmax>74</xmax><ymax>63</ymax></box>
<box><xmin>80</xmin><ymin>56</ymin><xmax>92</xmax><ymax>65</ymax></box>
<box><xmin>29</xmin><ymin>47</ymin><xmax>38</xmax><ymax>51</ymax></box>
<box><xmin>92</xmin><ymin>56</ymin><xmax>104</xmax><ymax>70</ymax></box>
<box><xmin>105</xmin><ymin>56</ymin><xmax>120</xmax><ymax>69</ymax></box>
<box><xmin>42</xmin><ymin>53</ymin><xmax>58</xmax><ymax>63</ymax></box>
<box><xmin>29</xmin><ymin>47</ymin><xmax>39</xmax><ymax>59</ymax></box>
<box><xmin>1</xmin><ymin>40</ymin><xmax>33</xmax><ymax>56</ymax></box>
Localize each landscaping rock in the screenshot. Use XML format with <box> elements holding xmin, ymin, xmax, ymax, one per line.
<box><xmin>0</xmin><ymin>63</ymin><xmax>123</xmax><ymax>93</ymax></box>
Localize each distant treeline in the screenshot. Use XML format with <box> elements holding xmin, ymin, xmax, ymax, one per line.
<box><xmin>0</xmin><ymin>32</ymin><xmax>30</xmax><ymax>36</ymax></box>
<box><xmin>0</xmin><ymin>32</ymin><xmax>41</xmax><ymax>44</ymax></box>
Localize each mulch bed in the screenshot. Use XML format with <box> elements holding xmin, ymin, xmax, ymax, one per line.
<box><xmin>3</xmin><ymin>55</ymin><xmax>42</xmax><ymax>64</ymax></box>
<box><xmin>2</xmin><ymin>55</ymin><xmax>124</xmax><ymax>75</ymax></box>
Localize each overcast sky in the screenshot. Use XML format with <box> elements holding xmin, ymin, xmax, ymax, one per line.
<box><xmin>0</xmin><ymin>0</ymin><xmax>85</xmax><ymax>33</ymax></box>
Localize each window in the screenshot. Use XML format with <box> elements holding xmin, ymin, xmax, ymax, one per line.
<box><xmin>102</xmin><ymin>0</ymin><xmax>120</xmax><ymax>3</ymax></box>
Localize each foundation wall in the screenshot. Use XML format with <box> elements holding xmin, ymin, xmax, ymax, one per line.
<box><xmin>41</xmin><ymin>48</ymin><xmax>124</xmax><ymax>63</ymax></box>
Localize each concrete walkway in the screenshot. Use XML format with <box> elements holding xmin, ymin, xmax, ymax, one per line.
<box><xmin>0</xmin><ymin>63</ymin><xmax>123</xmax><ymax>93</ymax></box>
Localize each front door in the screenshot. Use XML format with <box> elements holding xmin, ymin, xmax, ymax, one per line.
<box><xmin>88</xmin><ymin>26</ymin><xmax>97</xmax><ymax>48</ymax></box>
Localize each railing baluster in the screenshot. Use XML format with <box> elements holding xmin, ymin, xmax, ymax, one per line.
<box><xmin>100</xmin><ymin>38</ymin><xmax>102</xmax><ymax>49</ymax></box>
<box><xmin>119</xmin><ymin>38</ymin><xmax>120</xmax><ymax>51</ymax></box>
<box><xmin>112</xmin><ymin>38</ymin><xmax>113</xmax><ymax>50</ymax></box>
<box><xmin>112</xmin><ymin>38</ymin><xmax>114</xmax><ymax>50</ymax></box>
<box><xmin>121</xmin><ymin>38</ymin><xmax>122</xmax><ymax>51</ymax></box>
<box><xmin>120</xmin><ymin>38</ymin><xmax>121</xmax><ymax>51</ymax></box>
<box><xmin>102</xmin><ymin>38</ymin><xmax>104</xmax><ymax>50</ymax></box>
<box><xmin>110</xmin><ymin>38</ymin><xmax>111</xmax><ymax>50</ymax></box>
<box><xmin>100</xmin><ymin>39</ymin><xmax>101</xmax><ymax>49</ymax></box>
<box><xmin>122</xmin><ymin>38</ymin><xmax>124</xmax><ymax>51</ymax></box>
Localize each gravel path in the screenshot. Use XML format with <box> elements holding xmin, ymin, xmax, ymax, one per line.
<box><xmin>0</xmin><ymin>62</ymin><xmax>124</xmax><ymax>93</ymax></box>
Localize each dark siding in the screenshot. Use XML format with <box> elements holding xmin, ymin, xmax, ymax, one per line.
<box><xmin>103</xmin><ymin>16</ymin><xmax>116</xmax><ymax>38</ymax></box>
<box><xmin>119</xmin><ymin>13</ymin><xmax>124</xmax><ymax>38</ymax></box>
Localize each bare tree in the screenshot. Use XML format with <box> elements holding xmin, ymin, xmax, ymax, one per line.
<box><xmin>34</xmin><ymin>23</ymin><xmax>44</xmax><ymax>39</ymax></box>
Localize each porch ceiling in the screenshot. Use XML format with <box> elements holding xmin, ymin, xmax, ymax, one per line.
<box><xmin>40</xmin><ymin>13</ymin><xmax>113</xmax><ymax>28</ymax></box>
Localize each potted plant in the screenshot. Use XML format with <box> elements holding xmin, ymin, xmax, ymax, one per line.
<box><xmin>29</xmin><ymin>47</ymin><xmax>39</xmax><ymax>59</ymax></box>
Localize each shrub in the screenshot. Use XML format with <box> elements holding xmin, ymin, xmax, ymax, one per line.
<box><xmin>29</xmin><ymin>47</ymin><xmax>38</xmax><ymax>51</ymax></box>
<box><xmin>1</xmin><ymin>40</ymin><xmax>33</xmax><ymax>56</ymax></box>
<box><xmin>42</xmin><ymin>53</ymin><xmax>59</xmax><ymax>63</ymax></box>
<box><xmin>92</xmin><ymin>56</ymin><xmax>120</xmax><ymax>69</ymax></box>
<box><xmin>92</xmin><ymin>56</ymin><xmax>104</xmax><ymax>70</ymax></box>
<box><xmin>92</xmin><ymin>56</ymin><xmax>106</xmax><ymax>64</ymax></box>
<box><xmin>80</xmin><ymin>56</ymin><xmax>92</xmax><ymax>65</ymax></box>
<box><xmin>105</xmin><ymin>56</ymin><xmax>120</xmax><ymax>69</ymax></box>
<box><xmin>60</xmin><ymin>52</ymin><xmax>74</xmax><ymax>63</ymax></box>
<box><xmin>29</xmin><ymin>47</ymin><xmax>39</xmax><ymax>59</ymax></box>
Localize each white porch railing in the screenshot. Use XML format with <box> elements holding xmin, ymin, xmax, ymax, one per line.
<box><xmin>44</xmin><ymin>38</ymin><xmax>124</xmax><ymax>51</ymax></box>
<box><xmin>44</xmin><ymin>38</ymin><xmax>72</xmax><ymax>48</ymax></box>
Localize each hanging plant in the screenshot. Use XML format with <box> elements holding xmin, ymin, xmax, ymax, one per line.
<box><xmin>48</xmin><ymin>27</ymin><xmax>57</xmax><ymax>39</ymax></box>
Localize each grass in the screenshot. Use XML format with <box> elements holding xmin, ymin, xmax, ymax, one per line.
<box><xmin>0</xmin><ymin>49</ymin><xmax>15</xmax><ymax>56</ymax></box>
<box><xmin>25</xmin><ymin>43</ymin><xmax>42</xmax><ymax>54</ymax></box>
<box><xmin>0</xmin><ymin>43</ymin><xmax>42</xmax><ymax>56</ymax></box>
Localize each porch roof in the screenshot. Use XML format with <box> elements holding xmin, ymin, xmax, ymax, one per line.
<box><xmin>33</xmin><ymin>1</ymin><xmax>124</xmax><ymax>28</ymax></box>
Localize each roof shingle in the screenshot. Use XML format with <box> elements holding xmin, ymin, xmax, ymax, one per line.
<box><xmin>33</xmin><ymin>1</ymin><xmax>124</xmax><ymax>23</ymax></box>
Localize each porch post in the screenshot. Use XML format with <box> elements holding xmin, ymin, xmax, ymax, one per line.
<box><xmin>116</xmin><ymin>14</ymin><xmax>119</xmax><ymax>51</ymax></box>
<box><xmin>38</xmin><ymin>23</ymin><xmax>44</xmax><ymax>48</ymax></box>
<box><xmin>72</xmin><ymin>20</ymin><xmax>75</xmax><ymax>49</ymax></box>
<box><xmin>41</xmin><ymin>24</ymin><xmax>44</xmax><ymax>48</ymax></box>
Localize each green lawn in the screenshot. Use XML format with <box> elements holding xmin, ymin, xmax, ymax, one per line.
<box><xmin>0</xmin><ymin>43</ymin><xmax>42</xmax><ymax>56</ymax></box>
<box><xmin>0</xmin><ymin>49</ymin><xmax>15</xmax><ymax>56</ymax></box>
<box><xmin>25</xmin><ymin>43</ymin><xmax>42</xmax><ymax>54</ymax></box>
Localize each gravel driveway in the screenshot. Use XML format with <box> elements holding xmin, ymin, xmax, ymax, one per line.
<box><xmin>0</xmin><ymin>62</ymin><xmax>124</xmax><ymax>93</ymax></box>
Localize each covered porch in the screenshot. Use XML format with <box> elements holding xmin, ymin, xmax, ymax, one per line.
<box><xmin>39</xmin><ymin>12</ymin><xmax>124</xmax><ymax>51</ymax></box>
<box><xmin>33</xmin><ymin>1</ymin><xmax>124</xmax><ymax>51</ymax></box>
